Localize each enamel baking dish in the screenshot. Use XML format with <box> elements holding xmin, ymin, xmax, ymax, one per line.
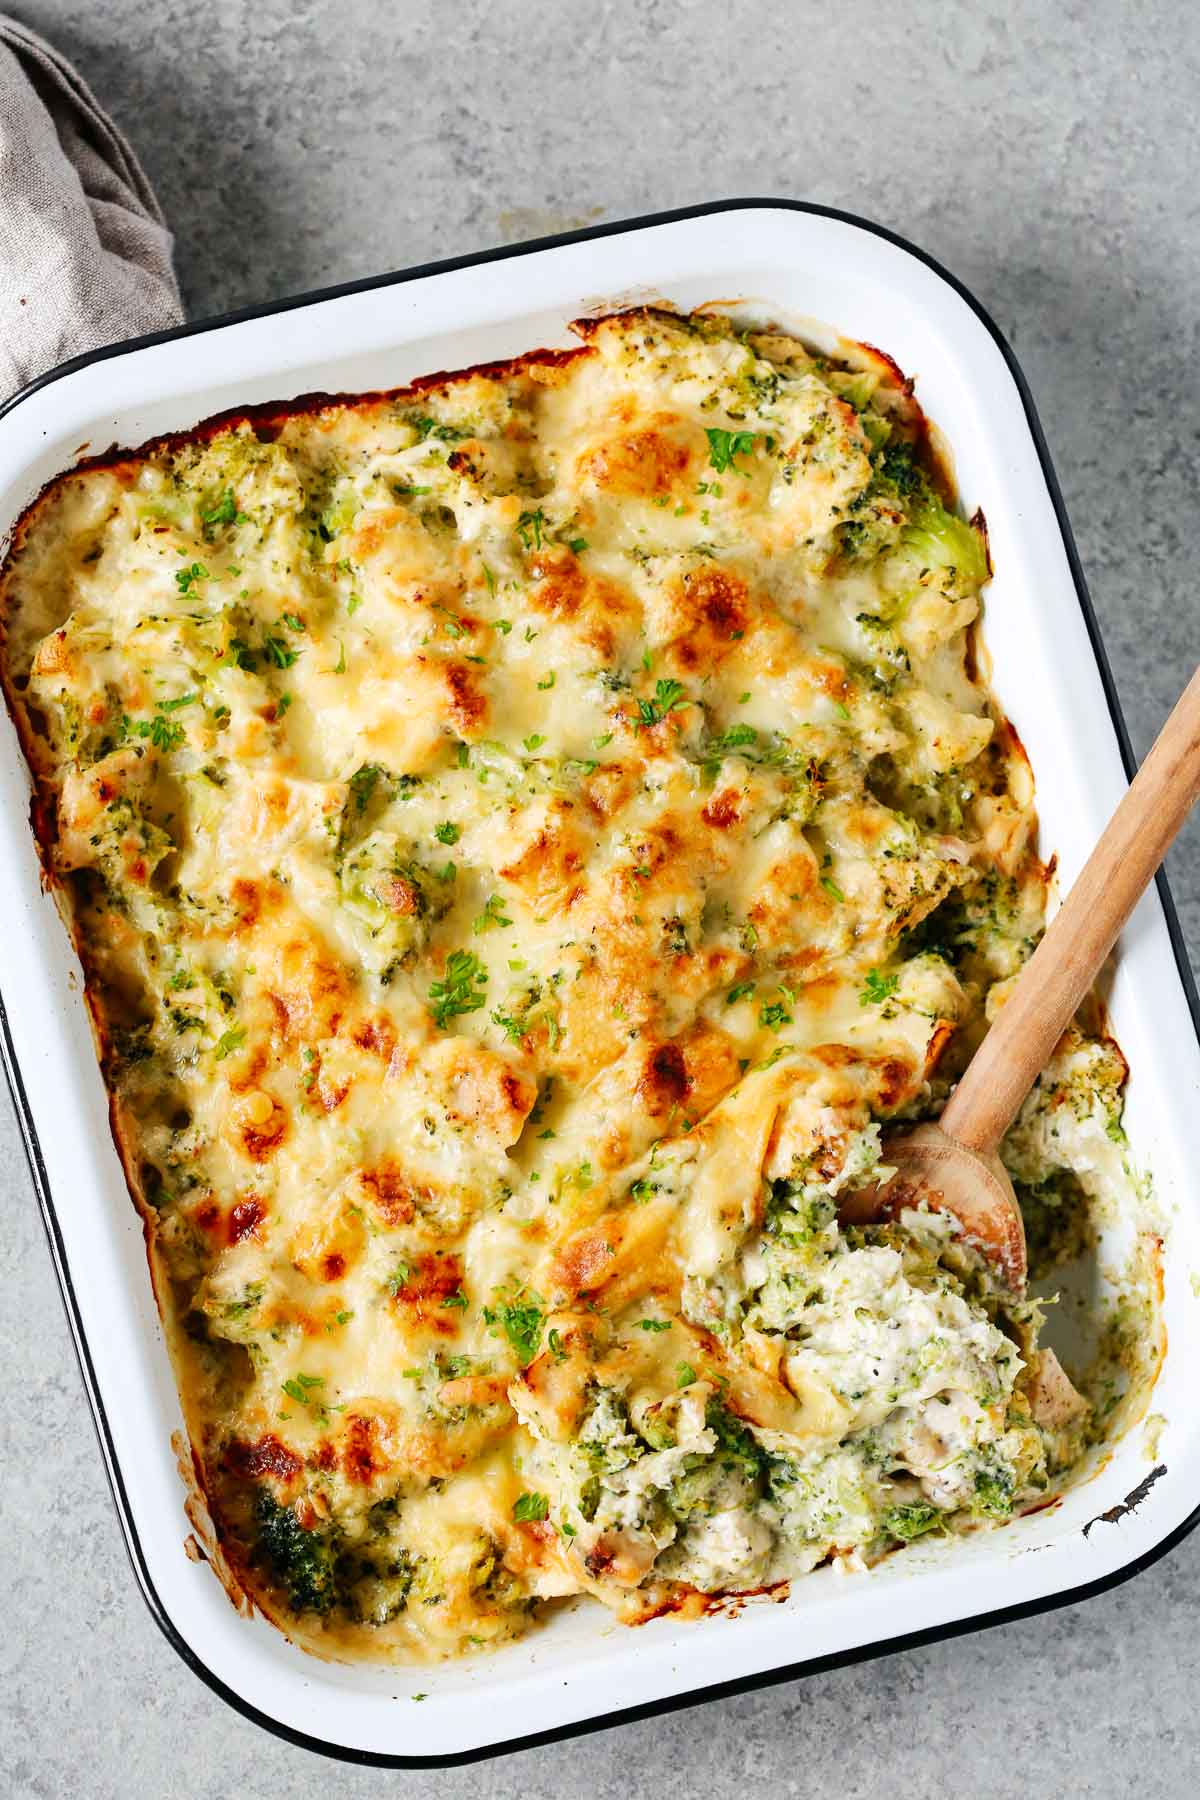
<box><xmin>1</xmin><ymin>201</ymin><xmax>1198</xmax><ymax>1767</ymax></box>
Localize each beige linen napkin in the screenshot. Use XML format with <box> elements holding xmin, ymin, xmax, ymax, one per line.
<box><xmin>0</xmin><ymin>13</ymin><xmax>183</xmax><ymax>402</ymax></box>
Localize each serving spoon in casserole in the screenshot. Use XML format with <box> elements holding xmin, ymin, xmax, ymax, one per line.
<box><xmin>841</xmin><ymin>663</ymin><xmax>1200</xmax><ymax>1296</ymax></box>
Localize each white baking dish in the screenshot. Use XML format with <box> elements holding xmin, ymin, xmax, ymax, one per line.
<box><xmin>1</xmin><ymin>200</ymin><xmax>1197</xmax><ymax>1766</ymax></box>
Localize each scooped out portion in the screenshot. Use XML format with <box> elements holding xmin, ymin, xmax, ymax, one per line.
<box><xmin>0</xmin><ymin>306</ymin><xmax>1154</xmax><ymax>1663</ymax></box>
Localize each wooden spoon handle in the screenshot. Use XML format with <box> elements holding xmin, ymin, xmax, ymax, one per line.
<box><xmin>939</xmin><ymin>664</ymin><xmax>1200</xmax><ymax>1155</ymax></box>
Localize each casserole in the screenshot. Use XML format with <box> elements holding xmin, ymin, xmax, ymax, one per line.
<box><xmin>0</xmin><ymin>200</ymin><xmax>1197</xmax><ymax>1763</ymax></box>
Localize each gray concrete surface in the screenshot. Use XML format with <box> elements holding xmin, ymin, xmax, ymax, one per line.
<box><xmin>2</xmin><ymin>0</ymin><xmax>1199</xmax><ymax>1793</ymax></box>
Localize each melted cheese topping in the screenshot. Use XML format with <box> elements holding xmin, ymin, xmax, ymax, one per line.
<box><xmin>0</xmin><ymin>309</ymin><xmax>1125</xmax><ymax>1662</ymax></box>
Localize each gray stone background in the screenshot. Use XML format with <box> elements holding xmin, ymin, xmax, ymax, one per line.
<box><xmin>2</xmin><ymin>0</ymin><xmax>1198</xmax><ymax>1793</ymax></box>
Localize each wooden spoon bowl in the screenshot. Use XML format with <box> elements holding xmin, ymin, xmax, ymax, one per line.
<box><xmin>839</xmin><ymin>1123</ymin><xmax>1027</xmax><ymax>1295</ymax></box>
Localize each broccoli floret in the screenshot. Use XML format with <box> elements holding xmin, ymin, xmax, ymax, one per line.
<box><xmin>882</xmin><ymin>1502</ymin><xmax>944</xmax><ymax>1542</ymax></box>
<box><xmin>971</xmin><ymin>1463</ymin><xmax>1015</xmax><ymax>1519</ymax></box>
<box><xmin>898</xmin><ymin>488</ymin><xmax>989</xmax><ymax>590</ymax></box>
<box><xmin>826</xmin><ymin>368</ymin><xmax>881</xmax><ymax>412</ymax></box>
<box><xmin>841</xmin><ymin>439</ymin><xmax>988</xmax><ymax>590</ymax></box>
<box><xmin>876</xmin><ymin>441</ymin><xmax>923</xmax><ymax>497</ymax></box>
<box><xmin>705</xmin><ymin>1400</ymin><xmax>768</xmax><ymax>1483</ymax></box>
<box><xmin>255</xmin><ymin>1489</ymin><xmax>339</xmax><ymax>1614</ymax></box>
<box><xmin>838</xmin><ymin>439</ymin><xmax>924</xmax><ymax>561</ymax></box>
<box><xmin>335</xmin><ymin>1546</ymin><xmax>417</xmax><ymax>1625</ymax></box>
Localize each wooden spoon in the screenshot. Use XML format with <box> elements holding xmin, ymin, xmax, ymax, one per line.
<box><xmin>840</xmin><ymin>664</ymin><xmax>1200</xmax><ymax>1295</ymax></box>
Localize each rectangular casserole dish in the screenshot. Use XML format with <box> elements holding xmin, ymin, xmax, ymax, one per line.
<box><xmin>0</xmin><ymin>199</ymin><xmax>1197</xmax><ymax>1767</ymax></box>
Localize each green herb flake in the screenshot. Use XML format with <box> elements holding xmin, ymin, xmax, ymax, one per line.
<box><xmin>759</xmin><ymin>996</ymin><xmax>793</xmax><ymax>1031</ymax></box>
<box><xmin>517</xmin><ymin>508</ymin><xmax>546</xmax><ymax>551</ymax></box>
<box><xmin>133</xmin><ymin>713</ymin><xmax>186</xmax><ymax>754</ymax></box>
<box><xmin>473</xmin><ymin>893</ymin><xmax>513</xmax><ymax>934</ymax></box>
<box><xmin>486</xmin><ymin>1297</ymin><xmax>543</xmax><ymax>1366</ymax></box>
<box><xmin>704</xmin><ymin>428</ymin><xmax>756</xmax><ymax>474</ymax></box>
<box><xmin>427</xmin><ymin>950</ymin><xmax>489</xmax><ymax>1028</ymax></box>
<box><xmin>860</xmin><ymin>968</ymin><xmax>899</xmax><ymax>1007</ymax></box>
<box><xmin>201</xmin><ymin>490</ymin><xmax>239</xmax><ymax>529</ymax></box>
<box><xmin>174</xmin><ymin>561</ymin><xmax>209</xmax><ymax>593</ymax></box>
<box><xmin>262</xmin><ymin>631</ymin><xmax>298</xmax><ymax>670</ymax></box>
<box><xmin>637</xmin><ymin>678</ymin><xmax>690</xmax><ymax>729</ymax></box>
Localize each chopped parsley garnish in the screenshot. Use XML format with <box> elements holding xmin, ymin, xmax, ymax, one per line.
<box><xmin>637</xmin><ymin>678</ymin><xmax>690</xmax><ymax>728</ymax></box>
<box><xmin>516</xmin><ymin>508</ymin><xmax>546</xmax><ymax>550</ymax></box>
<box><xmin>201</xmin><ymin>489</ymin><xmax>240</xmax><ymax>529</ymax></box>
<box><xmin>226</xmin><ymin>636</ymin><xmax>256</xmax><ymax>670</ymax></box>
<box><xmin>726</xmin><ymin>981</ymin><xmax>756</xmax><ymax>1005</ymax></box>
<box><xmin>820</xmin><ymin>875</ymin><xmax>845</xmax><ymax>903</ymax></box>
<box><xmin>433</xmin><ymin>603</ymin><xmax>465</xmax><ymax>639</ymax></box>
<box><xmin>348</xmin><ymin>763</ymin><xmax>384</xmax><ymax>814</ymax></box>
<box><xmin>213</xmin><ymin>1024</ymin><xmax>246</xmax><ymax>1060</ymax></box>
<box><xmin>676</xmin><ymin>1361</ymin><xmax>698</xmax><ymax>1388</ymax></box>
<box><xmin>636</xmin><ymin>1318</ymin><xmax>671</xmax><ymax>1333</ymax></box>
<box><xmin>860</xmin><ymin>968</ymin><xmax>899</xmax><ymax>1007</ymax></box>
<box><xmin>387</xmin><ymin>1260</ymin><xmax>413</xmax><ymax>1296</ymax></box>
<box><xmin>484</xmin><ymin>1297</ymin><xmax>543</xmax><ymax>1366</ymax></box>
<box><xmin>174</xmin><ymin>561</ymin><xmax>209</xmax><ymax>592</ymax></box>
<box><xmin>704</xmin><ymin>427</ymin><xmax>756</xmax><ymax>474</ymax></box>
<box><xmin>473</xmin><ymin>893</ymin><xmax>513</xmax><ymax>934</ymax></box>
<box><xmin>759</xmin><ymin>993</ymin><xmax>793</xmax><ymax>1031</ymax></box>
<box><xmin>262</xmin><ymin>631</ymin><xmax>298</xmax><ymax>669</ymax></box>
<box><xmin>536</xmin><ymin>671</ymin><xmax>556</xmax><ymax>691</ymax></box>
<box><xmin>427</xmin><ymin>950</ymin><xmax>488</xmax><ymax>1027</ymax></box>
<box><xmin>281</xmin><ymin>1373</ymin><xmax>325</xmax><ymax>1405</ymax></box>
<box><xmin>132</xmin><ymin>713</ymin><xmax>186</xmax><ymax>754</ymax></box>
<box><xmin>512</xmin><ymin>1491</ymin><xmax>549</xmax><ymax>1523</ymax></box>
<box><xmin>434</xmin><ymin>821</ymin><xmax>460</xmax><ymax>845</ymax></box>
<box><xmin>708</xmin><ymin>723</ymin><xmax>758</xmax><ymax>753</ymax></box>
